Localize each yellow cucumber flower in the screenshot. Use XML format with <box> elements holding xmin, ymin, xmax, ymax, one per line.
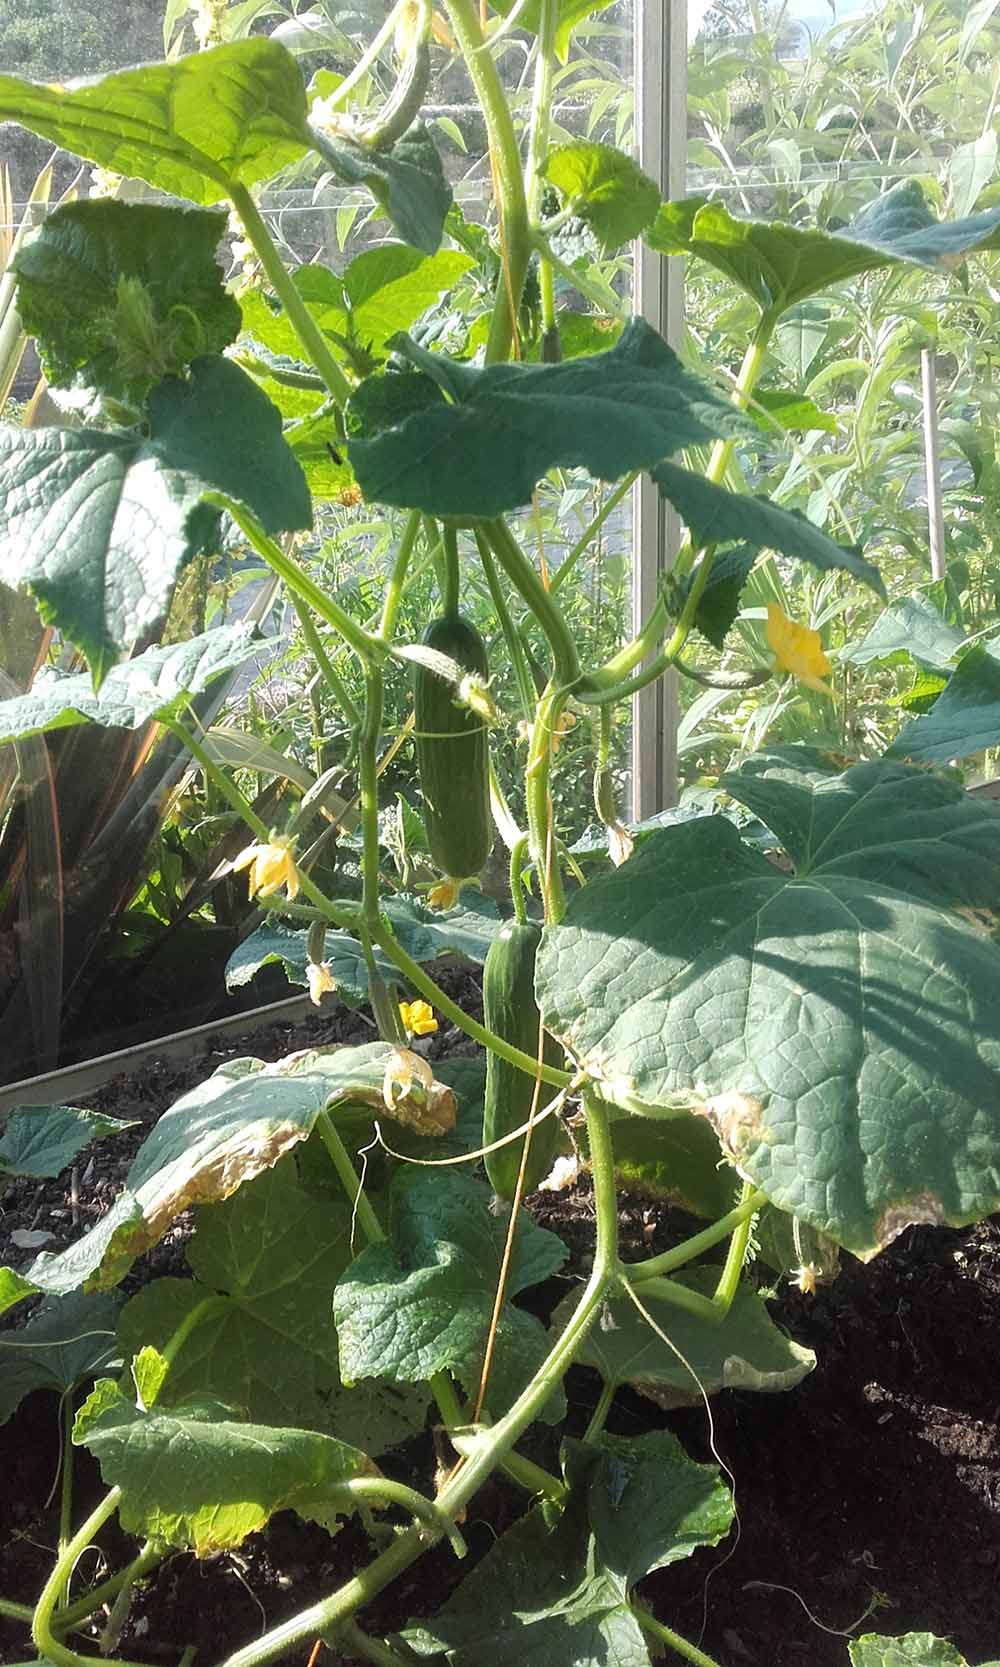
<box><xmin>427</xmin><ymin>878</ymin><xmax>461</xmax><ymax>912</ymax></box>
<box><xmin>233</xmin><ymin>835</ymin><xmax>301</xmax><ymax>901</ymax></box>
<box><xmin>306</xmin><ymin>961</ymin><xmax>337</xmax><ymax>1006</ymax></box>
<box><xmin>766</xmin><ymin>603</ymin><xmax>834</xmax><ymax>696</ymax></box>
<box><xmin>399</xmin><ymin>999</ymin><xmax>438</xmax><ymax>1037</ymax></box>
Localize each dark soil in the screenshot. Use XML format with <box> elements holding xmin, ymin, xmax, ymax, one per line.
<box><xmin>2</xmin><ymin>981</ymin><xmax>999</xmax><ymax>1667</ymax></box>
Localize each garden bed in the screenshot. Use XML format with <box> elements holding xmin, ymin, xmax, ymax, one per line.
<box><xmin>2</xmin><ymin>983</ymin><xmax>999</xmax><ymax>1667</ymax></box>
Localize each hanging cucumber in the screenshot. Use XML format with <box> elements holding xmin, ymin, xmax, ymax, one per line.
<box><xmin>413</xmin><ymin>614</ymin><xmax>492</xmax><ymax>880</ymax></box>
<box><xmin>483</xmin><ymin>921</ymin><xmax>562</xmax><ymax>1199</ymax></box>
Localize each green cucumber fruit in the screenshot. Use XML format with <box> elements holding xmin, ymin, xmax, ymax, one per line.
<box><xmin>413</xmin><ymin>613</ymin><xmax>491</xmax><ymax>880</ymax></box>
<box><xmin>483</xmin><ymin>920</ymin><xmax>562</xmax><ymax>1199</ymax></box>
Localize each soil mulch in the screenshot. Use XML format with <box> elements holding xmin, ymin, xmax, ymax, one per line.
<box><xmin>2</xmin><ymin>979</ymin><xmax>999</xmax><ymax>1667</ymax></box>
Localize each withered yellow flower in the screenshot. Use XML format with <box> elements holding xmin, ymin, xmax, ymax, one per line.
<box><xmin>233</xmin><ymin>835</ymin><xmax>300</xmax><ymax>901</ymax></box>
<box><xmin>427</xmin><ymin>878</ymin><xmax>461</xmax><ymax>912</ymax></box>
<box><xmin>399</xmin><ymin>999</ymin><xmax>438</xmax><ymax>1037</ymax></box>
<box><xmin>381</xmin><ymin>1047</ymin><xmax>456</xmax><ymax>1135</ymax></box>
<box><xmin>766</xmin><ymin>603</ymin><xmax>834</xmax><ymax>696</ymax></box>
<box><xmin>306</xmin><ymin>961</ymin><xmax>337</xmax><ymax>1006</ymax></box>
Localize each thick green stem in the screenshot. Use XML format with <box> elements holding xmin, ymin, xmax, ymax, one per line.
<box><xmin>211</xmin><ymin>502</ymin><xmax>383</xmax><ymax>666</ymax></box>
<box><xmin>57</xmin><ymin>1393</ymin><xmax>75</xmax><ymax>1608</ymax></box>
<box><xmin>371</xmin><ymin>919</ymin><xmax>571</xmax><ymax>1086</ymax></box>
<box><xmin>32</xmin><ymin>1488</ymin><xmax>149</xmax><ymax>1667</ymax></box>
<box><xmin>484</xmin><ymin>520</ymin><xmax>579</xmax><ymax>687</ymax></box>
<box><xmin>636</xmin><ymin>1610</ymin><xmax>726</xmax><ymax>1667</ymax></box>
<box><xmin>475</xmin><ymin>529</ymin><xmax>537</xmax><ymax>722</ymax></box>
<box><xmin>508</xmin><ymin>832</ymin><xmax>530</xmax><ymax>924</ymax></box>
<box><xmin>229</xmin><ymin>184</ymin><xmax>352</xmax><ymax>406</ymax></box>
<box><xmin>379</xmin><ymin>511</ymin><xmax>422</xmax><ymax>641</ymax></box>
<box><xmin>582</xmin><ymin>1379</ymin><xmax>616</xmax><ymax>1444</ymax></box>
<box><xmin>628</xmin><ymin>1189</ymin><xmax>766</xmax><ymax>1284</ymax></box>
<box><xmin>0</xmin><ymin>1598</ymin><xmax>34</xmax><ymax>1624</ymax></box>
<box><xmin>333</xmin><ymin>1620</ymin><xmax>415</xmax><ymax>1667</ymax></box>
<box><xmin>632</xmin><ymin>1194</ymin><xmax>755</xmax><ymax>1326</ymax></box>
<box><xmin>359</xmin><ymin>665</ymin><xmax>385</xmax><ymax>929</ymax></box>
<box><xmin>315</xmin><ymin>1109</ymin><xmax>386</xmax><ymax>1244</ymax></box>
<box><xmin>440</xmin><ymin>524</ymin><xmax>461</xmax><ymax>617</ymax></box>
<box><xmin>444</xmin><ymin>0</ymin><xmax>531</xmax><ymax>364</ymax></box>
<box><xmin>525</xmin><ymin>683</ymin><xmax>568</xmax><ymax>922</ymax></box>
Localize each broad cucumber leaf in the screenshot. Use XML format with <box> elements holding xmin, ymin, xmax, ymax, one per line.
<box><xmin>554</xmin><ymin>1271</ymin><xmax>815</xmax><ymax>1407</ymax></box>
<box><xmin>888</xmin><ymin>643</ymin><xmax>1000</xmax><ymax>764</ymax></box>
<box><xmin>0</xmin><ymin>41</ymin><xmax>311</xmax><ymax>205</ymax></box>
<box><xmin>74</xmin><ymin>1380</ymin><xmax>375</xmax><ymax>1553</ymax></box>
<box><xmin>17</xmin><ymin>1044</ymin><xmax>434</xmax><ymax>1295</ymax></box>
<box><xmin>0</xmin><ymin>625</ymin><xmax>262</xmax><ymax>743</ymax></box>
<box><xmin>652</xmin><ymin>461</ymin><xmax>884</xmax><ymax>595</ymax></box>
<box><xmin>843</xmin><ymin>592</ymin><xmax>965</xmax><ymax>671</ymax></box>
<box><xmin>536</xmin><ymin>747</ymin><xmax>1000</xmax><ymax>1256</ymax></box>
<box><xmin>0</xmin><ymin>1104</ymin><xmax>137</xmax><ymax>1178</ymax></box>
<box><xmin>0</xmin><ymin>1291</ymin><xmax>123</xmax><ymax>1424</ymax></box>
<box><xmin>648</xmin><ymin>182</ymin><xmax>1000</xmax><ymax>318</ymax></box>
<box><xmin>404</xmin><ymin>1429</ymin><xmax>732</xmax><ymax>1665</ymax></box>
<box><xmin>849</xmin><ymin>1636</ymin><xmax>975</xmax><ymax>1667</ymax></box>
<box><xmin>117</xmin><ymin>1162</ymin><xmax>428</xmax><ymax>1454</ymax></box>
<box><xmin>241</xmin><ymin>246</ymin><xmax>473</xmax><ymax>366</ymax></box>
<box><xmin>311</xmin><ymin>123</ymin><xmax>451</xmax><ymax>255</ymax></box>
<box><xmin>541</xmin><ymin>142</ymin><xmax>660</xmax><ymax>252</ymax></box>
<box><xmin>227</xmin><ymin>893</ymin><xmax>502</xmax><ymax>999</ymax></box>
<box><xmin>348</xmin><ymin>317</ymin><xmax>754</xmax><ymax>517</ymax></box>
<box><xmin>0</xmin><ymin>356</ymin><xmax>309</xmax><ymax>681</ymax></box>
<box><xmin>0</xmin><ymin>1269</ymin><xmax>41</xmax><ymax>1317</ymax></box>
<box><xmin>334</xmin><ymin>1169</ymin><xmax>567</xmax><ymax>1422</ymax></box>
<box><xmin>12</xmin><ymin>200</ymin><xmax>241</xmax><ymax>403</ymax></box>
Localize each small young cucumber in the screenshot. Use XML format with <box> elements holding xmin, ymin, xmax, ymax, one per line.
<box><xmin>413</xmin><ymin>613</ymin><xmax>492</xmax><ymax>881</ymax></box>
<box><xmin>483</xmin><ymin>920</ymin><xmax>562</xmax><ymax>1199</ymax></box>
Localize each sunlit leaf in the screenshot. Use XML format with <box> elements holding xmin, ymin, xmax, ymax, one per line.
<box><xmin>541</xmin><ymin>142</ymin><xmax>659</xmax><ymax>252</ymax></box>
<box><xmin>75</xmin><ymin>1380</ymin><xmax>375</xmax><ymax>1553</ymax></box>
<box><xmin>887</xmin><ymin>644</ymin><xmax>1000</xmax><ymax>764</ymax></box>
<box><xmin>12</xmin><ymin>200</ymin><xmax>241</xmax><ymax>402</ymax></box>
<box><xmin>843</xmin><ymin>593</ymin><xmax>964</xmax><ymax>671</ymax></box>
<box><xmin>0</xmin><ymin>1104</ymin><xmax>137</xmax><ymax>1178</ymax></box>
<box><xmin>536</xmin><ymin>747</ymin><xmax>1000</xmax><ymax>1256</ymax></box>
<box><xmin>310</xmin><ymin>123</ymin><xmax>451</xmax><ymax>255</ymax></box>
<box><xmin>0</xmin><ymin>42</ymin><xmax>309</xmax><ymax>206</ymax></box>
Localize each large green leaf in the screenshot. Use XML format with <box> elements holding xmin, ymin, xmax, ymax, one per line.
<box><xmin>116</xmin><ymin>1162</ymin><xmax>428</xmax><ymax>1454</ymax></box>
<box><xmin>74</xmin><ymin>1380</ymin><xmax>375</xmax><ymax>1553</ymax></box>
<box><xmin>310</xmin><ymin>123</ymin><xmax>451</xmax><ymax>255</ymax></box>
<box><xmin>0</xmin><ymin>356</ymin><xmax>309</xmax><ymax>681</ymax></box>
<box><xmin>609</xmin><ymin>1115</ymin><xmax>739</xmax><ymax>1218</ymax></box>
<box><xmin>541</xmin><ymin>142</ymin><xmax>660</xmax><ymax>253</ymax></box>
<box><xmin>652</xmin><ymin>462</ymin><xmax>884</xmax><ymax>595</ymax></box>
<box><xmin>0</xmin><ymin>625</ymin><xmax>262</xmax><ymax>743</ymax></box>
<box><xmin>347</xmin><ymin>317</ymin><xmax>754</xmax><ymax>517</ymax></box>
<box><xmin>535</xmin><ymin>747</ymin><xmax>1000</xmax><ymax>1256</ymax></box>
<box><xmin>0</xmin><ymin>1104</ymin><xmax>136</xmax><ymax>1179</ymax></box>
<box><xmin>12</xmin><ymin>200</ymin><xmax>241</xmax><ymax>403</ymax></box>
<box><xmin>888</xmin><ymin>643</ymin><xmax>1000</xmax><ymax>763</ymax></box>
<box><xmin>404</xmin><ymin>1429</ymin><xmax>732</xmax><ymax>1665</ymax></box>
<box><xmin>241</xmin><ymin>246</ymin><xmax>473</xmax><ymax>366</ymax></box>
<box><xmin>0</xmin><ymin>1291</ymin><xmax>123</xmax><ymax>1424</ymax></box>
<box><xmin>12</xmin><ymin>1045</ymin><xmax>428</xmax><ymax>1296</ymax></box>
<box><xmin>334</xmin><ymin>1169</ymin><xmax>567</xmax><ymax>1421</ymax></box>
<box><xmin>849</xmin><ymin>1636</ymin><xmax>978</xmax><ymax>1667</ymax></box>
<box><xmin>0</xmin><ymin>41</ymin><xmax>311</xmax><ymax>205</ymax></box>
<box><xmin>648</xmin><ymin>182</ymin><xmax>1000</xmax><ymax>319</ymax></box>
<box><xmin>554</xmin><ymin>1271</ymin><xmax>815</xmax><ymax>1408</ymax></box>
<box><xmin>843</xmin><ymin>593</ymin><xmax>965</xmax><ymax>671</ymax></box>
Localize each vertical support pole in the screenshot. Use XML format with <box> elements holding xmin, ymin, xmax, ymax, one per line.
<box><xmin>921</xmin><ymin>346</ymin><xmax>946</xmax><ymax>582</ymax></box>
<box><xmin>631</xmin><ymin>0</ymin><xmax>686</xmax><ymax>819</ymax></box>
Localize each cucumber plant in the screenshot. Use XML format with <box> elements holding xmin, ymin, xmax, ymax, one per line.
<box><xmin>2</xmin><ymin>11</ymin><xmax>1000</xmax><ymax>1667</ymax></box>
